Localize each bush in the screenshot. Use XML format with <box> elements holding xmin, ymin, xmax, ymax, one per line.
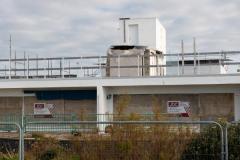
<box><xmin>181</xmin><ymin>124</ymin><xmax>222</xmax><ymax>160</ymax></box>
<box><xmin>39</xmin><ymin>149</ymin><xmax>57</xmax><ymax>160</ymax></box>
<box><xmin>182</xmin><ymin>121</ymin><xmax>240</xmax><ymax>160</ymax></box>
<box><xmin>227</xmin><ymin>123</ymin><xmax>240</xmax><ymax>160</ymax></box>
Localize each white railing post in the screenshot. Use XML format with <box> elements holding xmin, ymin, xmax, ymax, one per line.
<box><xmin>80</xmin><ymin>56</ymin><xmax>83</xmax><ymax>77</ymax></box>
<box><xmin>62</xmin><ymin>57</ymin><xmax>65</xmax><ymax>78</ymax></box>
<box><xmin>8</xmin><ymin>57</ymin><xmax>11</xmax><ymax>79</ymax></box>
<box><xmin>118</xmin><ymin>55</ymin><xmax>120</xmax><ymax>77</ymax></box>
<box><xmin>27</xmin><ymin>55</ymin><xmax>29</xmax><ymax>79</ymax></box>
<box><xmin>177</xmin><ymin>52</ymin><xmax>180</xmax><ymax>76</ymax></box>
<box><xmin>198</xmin><ymin>52</ymin><xmax>200</xmax><ymax>74</ymax></box>
<box><xmin>137</xmin><ymin>55</ymin><xmax>140</xmax><ymax>76</ymax></box>
<box><xmin>99</xmin><ymin>56</ymin><xmax>102</xmax><ymax>77</ymax></box>
<box><xmin>181</xmin><ymin>40</ymin><xmax>185</xmax><ymax>75</ymax></box>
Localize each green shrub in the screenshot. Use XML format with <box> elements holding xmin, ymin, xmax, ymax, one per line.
<box><xmin>0</xmin><ymin>154</ymin><xmax>18</xmax><ymax>160</ymax></box>
<box><xmin>182</xmin><ymin>121</ymin><xmax>240</xmax><ymax>160</ymax></box>
<box><xmin>69</xmin><ymin>155</ymin><xmax>80</xmax><ymax>160</ymax></box>
<box><xmin>181</xmin><ymin>124</ymin><xmax>222</xmax><ymax>160</ymax></box>
<box><xmin>227</xmin><ymin>123</ymin><xmax>240</xmax><ymax>160</ymax></box>
<box><xmin>0</xmin><ymin>151</ymin><xmax>18</xmax><ymax>160</ymax></box>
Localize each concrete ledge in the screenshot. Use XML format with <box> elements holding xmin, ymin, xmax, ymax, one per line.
<box><xmin>0</xmin><ymin>74</ymin><xmax>239</xmax><ymax>89</ymax></box>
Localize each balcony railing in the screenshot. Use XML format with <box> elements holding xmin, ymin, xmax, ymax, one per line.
<box><xmin>0</xmin><ymin>51</ymin><xmax>239</xmax><ymax>79</ymax></box>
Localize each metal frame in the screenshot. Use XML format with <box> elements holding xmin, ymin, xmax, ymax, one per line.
<box><xmin>0</xmin><ymin>122</ymin><xmax>23</xmax><ymax>160</ymax></box>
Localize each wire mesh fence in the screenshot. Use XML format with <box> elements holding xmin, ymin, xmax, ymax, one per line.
<box><xmin>0</xmin><ymin>113</ymin><xmax>200</xmax><ymax>132</ymax></box>
<box><xmin>0</xmin><ymin>115</ymin><xmax>230</xmax><ymax>160</ymax></box>
<box><xmin>225</xmin><ymin>122</ymin><xmax>240</xmax><ymax>160</ymax></box>
<box><xmin>23</xmin><ymin>121</ymin><xmax>224</xmax><ymax>160</ymax></box>
<box><xmin>0</xmin><ymin>122</ymin><xmax>22</xmax><ymax>160</ymax></box>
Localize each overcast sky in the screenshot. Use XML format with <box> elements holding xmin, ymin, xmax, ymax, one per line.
<box><xmin>0</xmin><ymin>0</ymin><xmax>239</xmax><ymax>58</ymax></box>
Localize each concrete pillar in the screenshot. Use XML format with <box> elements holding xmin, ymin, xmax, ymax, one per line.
<box><xmin>97</xmin><ymin>86</ymin><xmax>113</xmax><ymax>132</ymax></box>
<box><xmin>234</xmin><ymin>92</ymin><xmax>240</xmax><ymax>121</ymax></box>
<box><xmin>106</xmin><ymin>93</ymin><xmax>113</xmax><ymax>115</ymax></box>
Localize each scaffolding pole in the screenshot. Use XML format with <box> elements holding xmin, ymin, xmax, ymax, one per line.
<box><xmin>181</xmin><ymin>40</ymin><xmax>184</xmax><ymax>75</ymax></box>
<box><xmin>193</xmin><ymin>37</ymin><xmax>197</xmax><ymax>74</ymax></box>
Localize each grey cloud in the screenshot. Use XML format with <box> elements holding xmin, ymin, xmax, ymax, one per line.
<box><xmin>0</xmin><ymin>0</ymin><xmax>239</xmax><ymax>59</ymax></box>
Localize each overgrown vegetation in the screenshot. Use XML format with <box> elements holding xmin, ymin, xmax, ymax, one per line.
<box><xmin>0</xmin><ymin>152</ymin><xmax>18</xmax><ymax>160</ymax></box>
<box><xmin>1</xmin><ymin>122</ymin><xmax>240</xmax><ymax>160</ymax></box>
<box><xmin>0</xmin><ymin>96</ymin><xmax>240</xmax><ymax>160</ymax></box>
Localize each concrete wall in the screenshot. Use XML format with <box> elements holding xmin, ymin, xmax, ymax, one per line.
<box><xmin>113</xmin><ymin>94</ymin><xmax>234</xmax><ymax>120</ymax></box>
<box><xmin>0</xmin><ymin>92</ymin><xmax>235</xmax><ymax>121</ymax></box>
<box><xmin>0</xmin><ymin>96</ymin><xmax>96</xmax><ymax>116</ymax></box>
<box><xmin>0</xmin><ymin>97</ymin><xmax>22</xmax><ymax>114</ymax></box>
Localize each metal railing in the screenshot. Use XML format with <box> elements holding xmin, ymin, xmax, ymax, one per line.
<box><xmin>0</xmin><ymin>113</ymin><xmax>199</xmax><ymax>125</ymax></box>
<box><xmin>0</xmin><ymin>51</ymin><xmax>239</xmax><ymax>79</ymax></box>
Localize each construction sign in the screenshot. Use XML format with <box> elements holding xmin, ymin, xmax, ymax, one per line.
<box><xmin>167</xmin><ymin>101</ymin><xmax>190</xmax><ymax>117</ymax></box>
<box><xmin>34</xmin><ymin>103</ymin><xmax>54</xmax><ymax>118</ymax></box>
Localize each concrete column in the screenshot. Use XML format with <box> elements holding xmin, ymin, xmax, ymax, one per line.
<box><xmin>97</xmin><ymin>86</ymin><xmax>113</xmax><ymax>132</ymax></box>
<box><xmin>106</xmin><ymin>93</ymin><xmax>113</xmax><ymax>115</ymax></box>
<box><xmin>97</xmin><ymin>86</ymin><xmax>106</xmax><ymax>116</ymax></box>
<box><xmin>234</xmin><ymin>92</ymin><xmax>240</xmax><ymax>121</ymax></box>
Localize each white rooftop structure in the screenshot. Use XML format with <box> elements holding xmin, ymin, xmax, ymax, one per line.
<box><xmin>166</xmin><ymin>59</ymin><xmax>228</xmax><ymax>75</ymax></box>
<box><xmin>119</xmin><ymin>17</ymin><xmax>166</xmax><ymax>54</ymax></box>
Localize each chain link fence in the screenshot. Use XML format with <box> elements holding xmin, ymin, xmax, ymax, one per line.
<box><xmin>0</xmin><ymin>122</ymin><xmax>23</xmax><ymax>160</ymax></box>
<box><xmin>23</xmin><ymin>121</ymin><xmax>224</xmax><ymax>160</ymax></box>
<box><xmin>225</xmin><ymin>122</ymin><xmax>240</xmax><ymax>160</ymax></box>
<box><xmin>0</xmin><ymin>116</ymin><xmax>233</xmax><ymax>160</ymax></box>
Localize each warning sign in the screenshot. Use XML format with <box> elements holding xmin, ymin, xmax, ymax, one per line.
<box><xmin>167</xmin><ymin>101</ymin><xmax>190</xmax><ymax>117</ymax></box>
<box><xmin>34</xmin><ymin>103</ymin><xmax>54</xmax><ymax>118</ymax></box>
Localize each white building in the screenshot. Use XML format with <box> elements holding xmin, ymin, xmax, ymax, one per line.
<box><xmin>0</xmin><ymin>17</ymin><xmax>239</xmax><ymax>132</ymax></box>
<box><xmin>109</xmin><ymin>17</ymin><xmax>167</xmax><ymax>76</ymax></box>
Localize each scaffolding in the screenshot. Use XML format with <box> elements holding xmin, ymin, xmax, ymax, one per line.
<box><xmin>0</xmin><ymin>51</ymin><xmax>239</xmax><ymax>79</ymax></box>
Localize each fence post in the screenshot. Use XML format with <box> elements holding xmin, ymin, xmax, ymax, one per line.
<box><xmin>137</xmin><ymin>55</ymin><xmax>140</xmax><ymax>76</ymax></box>
<box><xmin>225</xmin><ymin>123</ymin><xmax>229</xmax><ymax>160</ymax></box>
<box><xmin>62</xmin><ymin>57</ymin><xmax>65</xmax><ymax>78</ymax></box>
<box><xmin>225</xmin><ymin>121</ymin><xmax>240</xmax><ymax>160</ymax></box>
<box><xmin>118</xmin><ymin>55</ymin><xmax>120</xmax><ymax>77</ymax></box>
<box><xmin>0</xmin><ymin>123</ymin><xmax>23</xmax><ymax>160</ymax></box>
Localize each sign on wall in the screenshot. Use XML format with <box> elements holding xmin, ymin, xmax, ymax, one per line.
<box><xmin>167</xmin><ymin>101</ymin><xmax>190</xmax><ymax>117</ymax></box>
<box><xmin>34</xmin><ymin>103</ymin><xmax>54</xmax><ymax>117</ymax></box>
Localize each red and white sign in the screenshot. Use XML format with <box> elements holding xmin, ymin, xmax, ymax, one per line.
<box><xmin>167</xmin><ymin>101</ymin><xmax>190</xmax><ymax>117</ymax></box>
<box><xmin>34</xmin><ymin>103</ymin><xmax>53</xmax><ymax>117</ymax></box>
